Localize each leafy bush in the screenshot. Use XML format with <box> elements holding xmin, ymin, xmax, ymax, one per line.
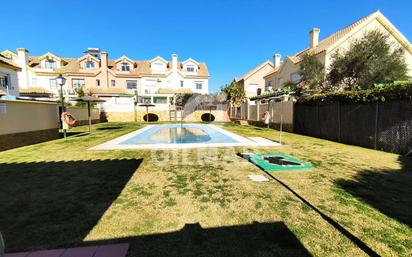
<box><xmin>298</xmin><ymin>53</ymin><xmax>326</xmax><ymax>91</ymax></box>
<box><xmin>220</xmin><ymin>81</ymin><xmax>246</xmax><ymax>107</ymax></box>
<box><xmin>297</xmin><ymin>82</ymin><xmax>412</xmax><ymax>104</ymax></box>
<box><xmin>328</xmin><ymin>29</ymin><xmax>408</xmax><ymax>89</ymax></box>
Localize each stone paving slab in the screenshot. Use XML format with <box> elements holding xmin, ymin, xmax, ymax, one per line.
<box><xmin>5</xmin><ymin>244</ymin><xmax>129</xmax><ymax>257</ymax></box>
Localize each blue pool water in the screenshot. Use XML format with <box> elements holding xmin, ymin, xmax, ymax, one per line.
<box><xmin>120</xmin><ymin>124</ymin><xmax>239</xmax><ymax>145</ymax></box>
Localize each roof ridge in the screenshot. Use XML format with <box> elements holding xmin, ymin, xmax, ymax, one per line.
<box><xmin>238</xmin><ymin>60</ymin><xmax>274</xmax><ymax>81</ymax></box>
<box><xmin>292</xmin><ymin>10</ymin><xmax>380</xmax><ymax>60</ymax></box>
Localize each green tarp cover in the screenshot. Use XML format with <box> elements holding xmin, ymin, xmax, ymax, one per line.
<box><xmin>248</xmin><ymin>153</ymin><xmax>313</xmax><ymax>172</ymax></box>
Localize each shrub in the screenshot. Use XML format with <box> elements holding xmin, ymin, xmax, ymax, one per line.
<box><xmin>328</xmin><ymin>29</ymin><xmax>408</xmax><ymax>89</ymax></box>
<box><xmin>297</xmin><ymin>82</ymin><xmax>412</xmax><ymax>104</ymax></box>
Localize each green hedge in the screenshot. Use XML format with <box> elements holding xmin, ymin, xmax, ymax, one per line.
<box><xmin>297</xmin><ymin>82</ymin><xmax>412</xmax><ymax>104</ymax></box>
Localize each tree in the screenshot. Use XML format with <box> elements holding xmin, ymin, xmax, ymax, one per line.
<box><xmin>328</xmin><ymin>29</ymin><xmax>408</xmax><ymax>89</ymax></box>
<box><xmin>299</xmin><ymin>53</ymin><xmax>326</xmax><ymax>92</ymax></box>
<box><xmin>220</xmin><ymin>81</ymin><xmax>246</xmax><ymax>107</ymax></box>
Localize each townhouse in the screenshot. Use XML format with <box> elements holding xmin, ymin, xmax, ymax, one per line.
<box><xmin>264</xmin><ymin>11</ymin><xmax>412</xmax><ymax>91</ymax></box>
<box><xmin>234</xmin><ymin>60</ymin><xmax>275</xmax><ymax>98</ymax></box>
<box><xmin>0</xmin><ymin>48</ymin><xmax>209</xmax><ymax>103</ymax></box>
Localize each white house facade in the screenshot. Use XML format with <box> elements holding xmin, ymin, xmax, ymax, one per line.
<box><xmin>0</xmin><ymin>48</ymin><xmax>209</xmax><ymax>101</ymax></box>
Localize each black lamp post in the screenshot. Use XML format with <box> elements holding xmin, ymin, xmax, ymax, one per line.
<box><xmin>56</xmin><ymin>74</ymin><xmax>67</xmax><ymax>138</ymax></box>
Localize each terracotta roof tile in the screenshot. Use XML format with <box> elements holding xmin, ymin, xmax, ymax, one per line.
<box><xmin>29</xmin><ymin>55</ymin><xmax>209</xmax><ymax>77</ymax></box>
<box><xmin>19</xmin><ymin>87</ymin><xmax>53</xmax><ymax>95</ymax></box>
<box><xmin>0</xmin><ymin>54</ymin><xmax>21</xmax><ymax>70</ymax></box>
<box><xmin>157</xmin><ymin>88</ymin><xmax>193</xmax><ymax>94</ymax></box>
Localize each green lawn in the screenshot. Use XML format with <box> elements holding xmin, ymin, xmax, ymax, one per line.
<box><xmin>0</xmin><ymin>122</ymin><xmax>411</xmax><ymax>257</ymax></box>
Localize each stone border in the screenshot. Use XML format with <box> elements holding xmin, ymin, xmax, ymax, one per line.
<box><xmin>89</xmin><ymin>124</ymin><xmax>281</xmax><ymax>150</ymax></box>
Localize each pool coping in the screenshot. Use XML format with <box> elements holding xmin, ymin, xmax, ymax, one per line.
<box><xmin>89</xmin><ymin>124</ymin><xmax>281</xmax><ymax>150</ymax></box>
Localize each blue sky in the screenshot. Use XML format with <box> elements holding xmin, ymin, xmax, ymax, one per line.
<box><xmin>1</xmin><ymin>0</ymin><xmax>411</xmax><ymax>92</ymax></box>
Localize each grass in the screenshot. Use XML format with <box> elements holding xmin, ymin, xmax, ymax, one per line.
<box><xmin>0</xmin><ymin>122</ymin><xmax>411</xmax><ymax>256</ymax></box>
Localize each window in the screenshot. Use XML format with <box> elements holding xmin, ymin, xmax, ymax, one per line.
<box><xmin>126</xmin><ymin>80</ymin><xmax>137</xmax><ymax>89</ymax></box>
<box><xmin>50</xmin><ymin>79</ymin><xmax>57</xmax><ymax>89</ymax></box>
<box><xmin>266</xmin><ymin>81</ymin><xmax>273</xmax><ymax>91</ymax></box>
<box><xmin>144</xmin><ymin>89</ymin><xmax>151</xmax><ymax>94</ymax></box>
<box><xmin>180</xmin><ymin>81</ymin><xmax>184</xmax><ymax>87</ymax></box>
<box><xmin>44</xmin><ymin>59</ymin><xmax>57</xmax><ymax>69</ymax></box>
<box><xmin>85</xmin><ymin>61</ymin><xmax>95</xmax><ymax>69</ymax></box>
<box><xmin>121</xmin><ymin>63</ymin><xmax>130</xmax><ymax>71</ymax></box>
<box><xmin>96</xmin><ymin>79</ymin><xmax>100</xmax><ymax>86</ymax></box>
<box><xmin>0</xmin><ymin>73</ymin><xmax>9</xmax><ymax>88</ymax></box>
<box><xmin>290</xmin><ymin>72</ymin><xmax>301</xmax><ymax>83</ymax></box>
<box><xmin>153</xmin><ymin>97</ymin><xmax>167</xmax><ymax>104</ymax></box>
<box><xmin>257</xmin><ymin>88</ymin><xmax>262</xmax><ymax>95</ymax></box>
<box><xmin>195</xmin><ymin>82</ymin><xmax>203</xmax><ymax>90</ymax></box>
<box><xmin>72</xmin><ymin>79</ymin><xmax>85</xmax><ymax>89</ymax></box>
<box><xmin>186</xmin><ymin>66</ymin><xmax>195</xmax><ymax>72</ymax></box>
<box><xmin>111</xmin><ymin>80</ymin><xmax>116</xmax><ymax>87</ymax></box>
<box><xmin>141</xmin><ymin>96</ymin><xmax>152</xmax><ymax>103</ymax></box>
<box><xmin>277</xmin><ymin>78</ymin><xmax>284</xmax><ymax>87</ymax></box>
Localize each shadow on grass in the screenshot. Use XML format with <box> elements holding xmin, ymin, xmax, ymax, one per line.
<box><xmin>335</xmin><ymin>156</ymin><xmax>412</xmax><ymax>228</ymax></box>
<box><xmin>59</xmin><ymin>131</ymin><xmax>88</xmax><ymax>138</ymax></box>
<box><xmin>0</xmin><ymin>158</ymin><xmax>142</xmax><ymax>252</ymax></box>
<box><xmin>96</xmin><ymin>126</ymin><xmax>125</xmax><ymax>131</ymax></box>
<box><xmin>79</xmin><ymin>222</ymin><xmax>312</xmax><ymax>257</ymax></box>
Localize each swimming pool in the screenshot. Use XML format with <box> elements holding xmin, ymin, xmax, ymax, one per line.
<box><xmin>120</xmin><ymin>124</ymin><xmax>238</xmax><ymax>145</ymax></box>
<box><xmin>90</xmin><ymin>124</ymin><xmax>281</xmax><ymax>150</ymax></box>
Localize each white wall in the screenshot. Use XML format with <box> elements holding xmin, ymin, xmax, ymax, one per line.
<box><xmin>0</xmin><ymin>99</ymin><xmax>58</xmax><ymax>135</ymax></box>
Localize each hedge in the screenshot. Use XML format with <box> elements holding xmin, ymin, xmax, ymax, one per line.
<box><xmin>296</xmin><ymin>82</ymin><xmax>412</xmax><ymax>104</ymax></box>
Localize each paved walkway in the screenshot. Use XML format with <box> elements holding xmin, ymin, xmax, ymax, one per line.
<box><xmin>5</xmin><ymin>243</ymin><xmax>129</xmax><ymax>257</ymax></box>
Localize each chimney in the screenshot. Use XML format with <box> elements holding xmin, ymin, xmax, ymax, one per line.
<box><xmin>17</xmin><ymin>48</ymin><xmax>28</xmax><ymax>65</ymax></box>
<box><xmin>273</xmin><ymin>54</ymin><xmax>281</xmax><ymax>68</ymax></box>
<box><xmin>17</xmin><ymin>48</ymin><xmax>29</xmax><ymax>88</ymax></box>
<box><xmin>172</xmin><ymin>54</ymin><xmax>178</xmax><ymax>71</ymax></box>
<box><xmin>100</xmin><ymin>52</ymin><xmax>108</xmax><ymax>68</ymax></box>
<box><xmin>100</xmin><ymin>52</ymin><xmax>109</xmax><ymax>87</ymax></box>
<box><xmin>310</xmin><ymin>28</ymin><xmax>320</xmax><ymax>48</ymax></box>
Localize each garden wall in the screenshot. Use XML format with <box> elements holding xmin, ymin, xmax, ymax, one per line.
<box><xmin>0</xmin><ymin>99</ymin><xmax>59</xmax><ymax>151</ymax></box>
<box><xmin>66</xmin><ymin>106</ymin><xmax>100</xmax><ymax>125</ymax></box>
<box><xmin>99</xmin><ymin>96</ymin><xmax>230</xmax><ymax>122</ymax></box>
<box><xmin>229</xmin><ymin>100</ymin><xmax>294</xmax><ymax>132</ymax></box>
<box><xmin>294</xmin><ymin>100</ymin><xmax>412</xmax><ymax>154</ymax></box>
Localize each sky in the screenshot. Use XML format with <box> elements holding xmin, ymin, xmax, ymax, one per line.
<box><xmin>1</xmin><ymin>0</ymin><xmax>411</xmax><ymax>92</ymax></box>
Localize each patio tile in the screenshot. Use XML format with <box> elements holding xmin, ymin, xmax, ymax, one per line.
<box><xmin>26</xmin><ymin>249</ymin><xmax>64</xmax><ymax>257</ymax></box>
<box><xmin>94</xmin><ymin>244</ymin><xmax>129</xmax><ymax>257</ymax></box>
<box><xmin>60</xmin><ymin>246</ymin><xmax>98</xmax><ymax>257</ymax></box>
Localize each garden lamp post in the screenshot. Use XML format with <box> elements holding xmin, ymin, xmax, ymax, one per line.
<box><xmin>56</xmin><ymin>74</ymin><xmax>67</xmax><ymax>138</ymax></box>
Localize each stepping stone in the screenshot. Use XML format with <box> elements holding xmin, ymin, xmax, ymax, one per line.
<box><xmin>60</xmin><ymin>246</ymin><xmax>98</xmax><ymax>257</ymax></box>
<box><xmin>94</xmin><ymin>244</ymin><xmax>129</xmax><ymax>257</ymax></box>
<box><xmin>27</xmin><ymin>249</ymin><xmax>64</xmax><ymax>257</ymax></box>
<box><xmin>248</xmin><ymin>174</ymin><xmax>269</xmax><ymax>182</ymax></box>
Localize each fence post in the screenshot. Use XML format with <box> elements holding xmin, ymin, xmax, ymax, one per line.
<box><xmin>257</xmin><ymin>100</ymin><xmax>260</xmax><ymax>122</ymax></box>
<box><xmin>374</xmin><ymin>101</ymin><xmax>379</xmax><ymax>149</ymax></box>
<box><xmin>338</xmin><ymin>101</ymin><xmax>341</xmax><ymax>142</ymax></box>
<box><xmin>247</xmin><ymin>101</ymin><xmax>250</xmax><ymax>121</ymax></box>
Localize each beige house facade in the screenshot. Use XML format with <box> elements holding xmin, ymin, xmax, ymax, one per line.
<box><xmin>264</xmin><ymin>11</ymin><xmax>412</xmax><ymax>91</ymax></box>
<box><xmin>234</xmin><ymin>60</ymin><xmax>275</xmax><ymax>98</ymax></box>
<box><xmin>1</xmin><ymin>48</ymin><xmax>209</xmax><ymax>102</ymax></box>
